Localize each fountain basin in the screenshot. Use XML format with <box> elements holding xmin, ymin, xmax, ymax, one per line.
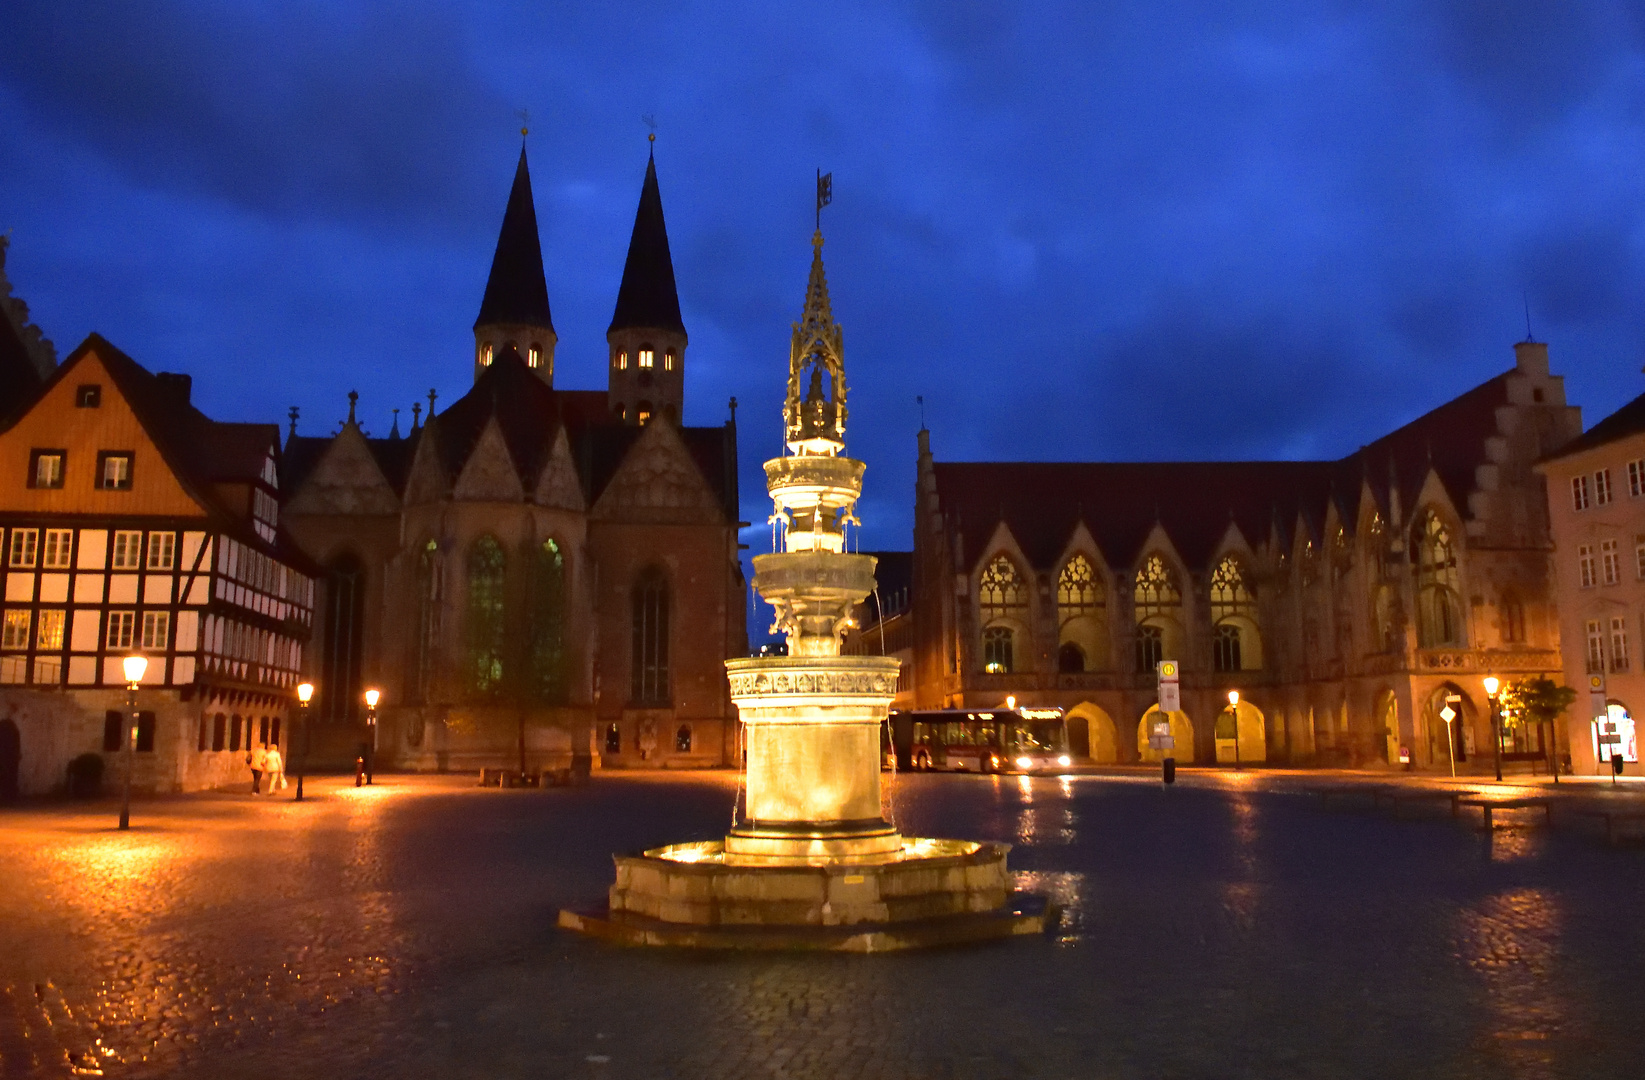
<box><xmin>558</xmin><ymin>838</ymin><xmax>1053</xmax><ymax>950</ymax></box>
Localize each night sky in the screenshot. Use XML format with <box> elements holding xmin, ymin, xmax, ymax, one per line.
<box><xmin>3</xmin><ymin>1</ymin><xmax>1644</xmax><ymax>552</ymax></box>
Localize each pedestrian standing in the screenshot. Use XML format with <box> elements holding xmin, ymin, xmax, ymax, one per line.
<box><xmin>249</xmin><ymin>742</ymin><xmax>268</xmax><ymax>794</ymax></box>
<box><xmin>264</xmin><ymin>743</ymin><xmax>286</xmax><ymax>795</ymax></box>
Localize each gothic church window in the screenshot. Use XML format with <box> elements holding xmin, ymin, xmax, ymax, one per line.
<box><xmin>1133</xmin><ymin>555</ymin><xmax>1181</xmax><ymax>673</ymax></box>
<box><xmin>1412</xmin><ymin>512</ymin><xmax>1463</xmax><ymax>648</ymax></box>
<box><xmin>1209</xmin><ymin>555</ymin><xmax>1259</xmax><ymax>672</ymax></box>
<box><xmin>321</xmin><ymin>553</ymin><xmax>365</xmax><ymax>721</ymax></box>
<box><xmin>531</xmin><ymin>539</ymin><xmax>567</xmax><ymax>704</ymax></box>
<box><xmin>414</xmin><ymin>540</ymin><xmax>441</xmax><ymax>703</ymax></box>
<box><xmin>466</xmin><ymin>537</ymin><xmax>507</xmax><ymax>696</ymax></box>
<box><xmin>631</xmin><ymin>569</ymin><xmax>670</xmax><ymax>704</ymax></box>
<box><xmin>1056</xmin><ymin>554</ymin><xmax>1104</xmax><ymax>673</ymax></box>
<box><xmin>978</xmin><ymin>555</ymin><xmax>1027</xmax><ymax>674</ymax></box>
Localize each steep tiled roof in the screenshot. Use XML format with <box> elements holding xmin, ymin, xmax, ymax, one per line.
<box><xmin>934</xmin><ymin>368</ymin><xmax>1518</xmax><ymax>572</ymax></box>
<box><xmin>474</xmin><ymin>148</ymin><xmax>554</xmax><ymax>332</ymax></box>
<box><xmin>608</xmin><ymin>154</ymin><xmax>685</xmax><ymax>335</ymax></box>
<box><xmin>1540</xmin><ymin>388</ymin><xmax>1645</xmax><ymax>463</ymax></box>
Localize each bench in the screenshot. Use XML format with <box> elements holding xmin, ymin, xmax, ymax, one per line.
<box><xmin>1454</xmin><ymin>794</ymin><xmax>1552</xmax><ymax>830</ymax></box>
<box><xmin>1370</xmin><ymin>787</ymin><xmax>1474</xmax><ymax>818</ymax></box>
<box><xmin>1574</xmin><ymin>807</ymin><xmax>1645</xmax><ymax>845</ymax></box>
<box><xmin>1499</xmin><ymin>751</ymin><xmax>1551</xmax><ymax>776</ymax></box>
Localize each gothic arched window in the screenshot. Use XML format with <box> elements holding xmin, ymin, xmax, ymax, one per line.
<box><xmin>320</xmin><ymin>552</ymin><xmax>365</xmax><ymax>722</ymax></box>
<box><xmin>1133</xmin><ymin>555</ymin><xmax>1180</xmax><ymax>615</ymax></box>
<box><xmin>1056</xmin><ymin>554</ymin><xmax>1105</xmax><ymax>673</ymax></box>
<box><xmin>414</xmin><ymin>539</ymin><xmax>440</xmax><ymax>702</ymax></box>
<box><xmin>631</xmin><ymin>569</ymin><xmax>670</xmax><ymax>704</ymax></box>
<box><xmin>1412</xmin><ymin>512</ymin><xmax>1463</xmax><ymax>648</ymax></box>
<box><xmin>466</xmin><ymin>536</ymin><xmax>506</xmax><ymax>695</ymax></box>
<box><xmin>978</xmin><ymin>555</ymin><xmax>1027</xmax><ymax>674</ymax></box>
<box><xmin>1209</xmin><ymin>555</ymin><xmax>1258</xmax><ymax>672</ymax></box>
<box><xmin>1135</xmin><ymin>624</ymin><xmax>1164</xmax><ymax>673</ymax></box>
<box><xmin>1134</xmin><ymin>555</ymin><xmax>1181</xmax><ymax>674</ymax></box>
<box><xmin>531</xmin><ymin>539</ymin><xmax>567</xmax><ymax>703</ymax></box>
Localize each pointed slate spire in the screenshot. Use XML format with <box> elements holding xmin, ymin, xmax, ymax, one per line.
<box><xmin>608</xmin><ymin>152</ymin><xmax>685</xmax><ymax>334</ymax></box>
<box><xmin>475</xmin><ymin>148</ymin><xmax>554</xmax><ymax>333</ymax></box>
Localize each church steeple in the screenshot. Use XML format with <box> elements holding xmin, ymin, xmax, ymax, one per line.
<box><xmin>607</xmin><ymin>139</ymin><xmax>688</xmax><ymax>426</ymax></box>
<box><xmin>474</xmin><ymin>146</ymin><xmax>557</xmax><ymax>386</ymax></box>
<box><xmin>785</xmin><ymin>230</ymin><xmax>846</xmax><ymax>452</ymax></box>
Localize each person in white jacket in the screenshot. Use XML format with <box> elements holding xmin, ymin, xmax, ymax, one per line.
<box><xmin>263</xmin><ymin>743</ymin><xmax>286</xmax><ymax>795</ymax></box>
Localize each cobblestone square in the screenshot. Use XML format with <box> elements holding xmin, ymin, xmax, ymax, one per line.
<box><xmin>2</xmin><ymin>771</ymin><xmax>1642</xmax><ymax>1079</ymax></box>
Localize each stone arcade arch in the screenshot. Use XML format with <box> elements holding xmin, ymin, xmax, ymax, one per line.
<box><xmin>1138</xmin><ymin>705</ymin><xmax>1195</xmax><ymax>764</ymax></box>
<box><xmin>1213</xmin><ymin>700</ymin><xmax>1267</xmax><ymax>764</ymax></box>
<box><xmin>1065</xmin><ymin>701</ymin><xmax>1119</xmax><ymax>763</ymax></box>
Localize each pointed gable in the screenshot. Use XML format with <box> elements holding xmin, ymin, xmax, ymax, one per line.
<box><xmin>533</xmin><ymin>427</ymin><xmax>586</xmax><ymax>510</ymax></box>
<box><xmin>590</xmin><ymin>420</ymin><xmax>722</xmax><ymax>524</ymax></box>
<box><xmin>452</xmin><ymin>417</ymin><xmax>527</xmax><ymax>502</ymax></box>
<box><xmin>475</xmin><ymin>147</ymin><xmax>553</xmax><ymax>332</ymax></box>
<box><xmin>608</xmin><ymin>153</ymin><xmax>685</xmax><ymax>335</ymax></box>
<box><xmin>285</xmin><ymin>424</ymin><xmax>400</xmax><ymax>515</ymax></box>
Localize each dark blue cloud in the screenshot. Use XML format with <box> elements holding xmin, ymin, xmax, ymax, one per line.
<box><xmin>3</xmin><ymin>0</ymin><xmax>1645</xmax><ymax>560</ymax></box>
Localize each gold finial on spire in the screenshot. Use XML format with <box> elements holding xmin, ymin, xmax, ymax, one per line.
<box><xmin>517</xmin><ymin>108</ymin><xmax>530</xmax><ymax>139</ymax></box>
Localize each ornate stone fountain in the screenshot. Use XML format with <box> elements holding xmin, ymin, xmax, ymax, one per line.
<box><xmin>559</xmin><ymin>228</ymin><xmax>1048</xmax><ymax>951</ymax></box>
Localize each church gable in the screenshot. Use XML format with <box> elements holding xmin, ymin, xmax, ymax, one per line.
<box><xmin>452</xmin><ymin>417</ymin><xmax>526</xmax><ymax>502</ymax></box>
<box><xmin>285</xmin><ymin>425</ymin><xmax>399</xmax><ymax>516</ymax></box>
<box><xmin>590</xmin><ymin>421</ymin><xmax>721</xmax><ymax>524</ymax></box>
<box><xmin>533</xmin><ymin>427</ymin><xmax>586</xmax><ymax>511</ymax></box>
<box><xmin>402</xmin><ymin>428</ymin><xmax>451</xmax><ymax>506</ymax></box>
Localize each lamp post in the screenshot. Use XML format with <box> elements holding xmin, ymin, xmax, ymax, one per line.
<box><xmin>1483</xmin><ymin>676</ymin><xmax>1502</xmax><ymax>782</ymax></box>
<box><xmin>1227</xmin><ymin>689</ymin><xmax>1242</xmax><ymax>769</ymax></box>
<box><xmin>363</xmin><ymin>688</ymin><xmax>380</xmax><ymax>785</ymax></box>
<box><xmin>118</xmin><ymin>653</ymin><xmax>148</xmax><ymax>831</ymax></box>
<box><xmin>295</xmin><ymin>682</ymin><xmax>313</xmax><ymax>801</ymax></box>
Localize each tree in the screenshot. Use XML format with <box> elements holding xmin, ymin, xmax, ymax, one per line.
<box><xmin>1500</xmin><ymin>676</ymin><xmax>1577</xmax><ymax>733</ymax></box>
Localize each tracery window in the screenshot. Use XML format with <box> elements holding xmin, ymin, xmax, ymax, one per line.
<box><xmin>1209</xmin><ymin>555</ymin><xmax>1256</xmax><ymax>672</ymax></box>
<box><xmin>466</xmin><ymin>536</ymin><xmax>506</xmax><ymax>695</ymax></box>
<box><xmin>1054</xmin><ymin>554</ymin><xmax>1105</xmax><ymax>673</ymax></box>
<box><xmin>1133</xmin><ymin>555</ymin><xmax>1179</xmax><ymax>616</ymax></box>
<box><xmin>978</xmin><ymin>555</ymin><xmax>1027</xmax><ymax>674</ymax></box>
<box><xmin>1412</xmin><ymin>512</ymin><xmax>1463</xmax><ymax>648</ymax></box>
<box><xmin>414</xmin><ymin>539</ymin><xmax>441</xmax><ymax>703</ymax></box>
<box><xmin>1135</xmin><ymin>624</ymin><xmax>1164</xmax><ymax>673</ymax></box>
<box><xmin>1057</xmin><ymin>555</ymin><xmax>1101</xmax><ymax>613</ymax></box>
<box><xmin>631</xmin><ymin>569</ymin><xmax>670</xmax><ymax>704</ymax></box>
<box><xmin>1212</xmin><ymin>624</ymin><xmax>1242</xmax><ymax>672</ymax></box>
<box><xmin>531</xmin><ymin>539</ymin><xmax>567</xmax><ymax>703</ymax></box>
<box><xmin>320</xmin><ymin>552</ymin><xmax>364</xmax><ymax>721</ymax></box>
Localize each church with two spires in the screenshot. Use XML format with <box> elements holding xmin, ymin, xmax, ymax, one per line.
<box><xmin>281</xmin><ymin>145</ymin><xmax>746</xmax><ymax>773</ymax></box>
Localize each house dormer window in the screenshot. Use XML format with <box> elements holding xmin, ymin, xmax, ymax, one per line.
<box><xmin>29</xmin><ymin>450</ymin><xmax>65</xmax><ymax>489</ymax></box>
<box><xmin>97</xmin><ymin>452</ymin><xmax>133</xmax><ymax>490</ymax></box>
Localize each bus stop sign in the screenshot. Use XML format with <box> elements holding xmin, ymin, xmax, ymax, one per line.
<box><xmin>1156</xmin><ymin>660</ymin><xmax>1181</xmax><ymax>713</ymax></box>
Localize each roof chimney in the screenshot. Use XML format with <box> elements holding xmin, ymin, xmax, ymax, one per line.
<box><xmin>155</xmin><ymin>372</ymin><xmax>192</xmax><ymax>408</ymax></box>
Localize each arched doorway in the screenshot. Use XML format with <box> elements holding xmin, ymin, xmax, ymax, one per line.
<box><xmin>1138</xmin><ymin>706</ymin><xmax>1195</xmax><ymax>763</ymax></box>
<box><xmin>1213</xmin><ymin>701</ymin><xmax>1266</xmax><ymax>764</ymax></box>
<box><xmin>0</xmin><ymin>718</ymin><xmax>18</xmax><ymax>802</ymax></box>
<box><xmin>1374</xmin><ymin>690</ymin><xmax>1399</xmax><ymax>765</ymax></box>
<box><xmin>1424</xmin><ymin>683</ymin><xmax>1476</xmax><ymax>770</ymax></box>
<box><xmin>1066</xmin><ymin>702</ymin><xmax>1118</xmax><ymax>763</ymax></box>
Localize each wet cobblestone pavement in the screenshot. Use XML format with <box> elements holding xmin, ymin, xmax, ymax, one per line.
<box><xmin>2</xmin><ymin>770</ymin><xmax>1643</xmax><ymax>1079</ymax></box>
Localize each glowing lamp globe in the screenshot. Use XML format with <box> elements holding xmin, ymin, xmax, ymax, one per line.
<box><xmin>297</xmin><ymin>682</ymin><xmax>314</xmax><ymax>704</ymax></box>
<box><xmin>122</xmin><ymin>653</ymin><xmax>148</xmax><ymax>685</ymax></box>
<box><xmin>1483</xmin><ymin>676</ymin><xmax>1500</xmax><ymax>697</ymax></box>
<box><xmin>364</xmin><ymin>688</ymin><xmax>381</xmax><ymax>709</ymax></box>
<box><xmin>1228</xmin><ymin>690</ymin><xmax>1240</xmax><ymax>707</ymax></box>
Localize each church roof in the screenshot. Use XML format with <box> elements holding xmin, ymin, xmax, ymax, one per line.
<box><xmin>474</xmin><ymin>147</ymin><xmax>554</xmax><ymax>332</ymax></box>
<box><xmin>933</xmin><ymin>367</ymin><xmax>1520</xmax><ymax>572</ymax></box>
<box><xmin>1539</xmin><ymin>387</ymin><xmax>1645</xmax><ymax>463</ymax></box>
<box><xmin>607</xmin><ymin>154</ymin><xmax>685</xmax><ymax>335</ymax></box>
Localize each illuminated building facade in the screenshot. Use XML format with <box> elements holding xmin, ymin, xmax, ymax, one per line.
<box><xmin>1536</xmin><ymin>388</ymin><xmax>1645</xmax><ymax>777</ymax></box>
<box><xmin>0</xmin><ymin>324</ymin><xmax>315</xmax><ymax>796</ymax></box>
<box><xmin>894</xmin><ymin>340</ymin><xmax>1582</xmax><ymax>770</ymax></box>
<box><xmin>281</xmin><ymin>146</ymin><xmax>745</xmax><ymax>773</ymax></box>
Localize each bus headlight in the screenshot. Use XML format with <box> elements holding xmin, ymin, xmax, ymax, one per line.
<box><xmin>1015</xmin><ymin>756</ymin><xmax>1033</xmax><ymax>770</ymax></box>
<box><xmin>1057</xmin><ymin>755</ymin><xmax>1071</xmax><ymax>767</ymax></box>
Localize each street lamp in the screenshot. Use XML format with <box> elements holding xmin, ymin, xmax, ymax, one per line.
<box><xmin>118</xmin><ymin>653</ymin><xmax>147</xmax><ymax>831</ymax></box>
<box><xmin>1483</xmin><ymin>675</ymin><xmax>1502</xmax><ymax>783</ymax></box>
<box><xmin>295</xmin><ymin>682</ymin><xmax>313</xmax><ymax>802</ymax></box>
<box><xmin>1227</xmin><ymin>690</ymin><xmax>1242</xmax><ymax>769</ymax></box>
<box><xmin>363</xmin><ymin>688</ymin><xmax>380</xmax><ymax>785</ymax></box>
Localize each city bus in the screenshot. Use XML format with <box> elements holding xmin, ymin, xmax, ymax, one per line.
<box><xmin>887</xmin><ymin>707</ymin><xmax>1072</xmax><ymax>774</ymax></box>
